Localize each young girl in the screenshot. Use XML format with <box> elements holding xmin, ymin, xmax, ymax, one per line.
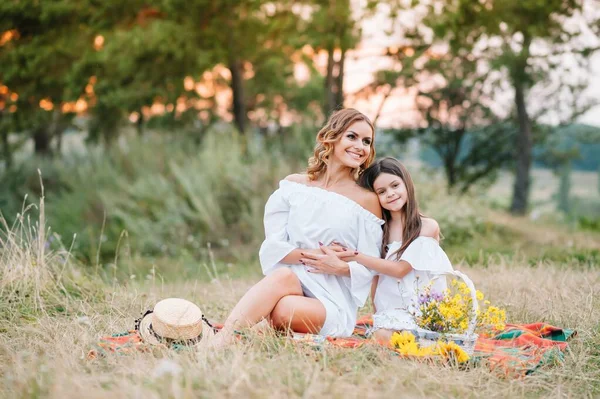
<box><xmin>301</xmin><ymin>157</ymin><xmax>453</xmax><ymax>344</ymax></box>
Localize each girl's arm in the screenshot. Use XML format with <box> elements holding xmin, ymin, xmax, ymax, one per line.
<box><xmin>353</xmin><ymin>252</ymin><xmax>412</xmax><ymax>280</ymax></box>
<box><xmin>370</xmin><ymin>275</ymin><xmax>379</xmax><ymax>313</ymax></box>
<box><xmin>301</xmin><ymin>246</ymin><xmax>413</xmax><ymax>279</ymax></box>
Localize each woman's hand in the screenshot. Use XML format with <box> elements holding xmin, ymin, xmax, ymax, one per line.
<box><xmin>299</xmin><ymin>246</ymin><xmax>351</xmax><ymax>276</ymax></box>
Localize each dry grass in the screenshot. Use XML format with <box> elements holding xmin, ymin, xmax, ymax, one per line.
<box><xmin>1</xmin><ymin>259</ymin><xmax>599</xmax><ymax>398</ymax></box>
<box><xmin>1</xmin><ymin>183</ymin><xmax>599</xmax><ymax>398</ymax></box>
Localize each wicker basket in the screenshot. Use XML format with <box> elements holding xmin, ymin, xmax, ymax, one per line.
<box><xmin>414</xmin><ymin>270</ymin><xmax>479</xmax><ymax>355</ymax></box>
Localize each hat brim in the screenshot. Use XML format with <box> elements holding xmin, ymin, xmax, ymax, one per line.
<box><xmin>138</xmin><ymin>312</ymin><xmax>162</xmax><ymax>346</ymax></box>
<box><xmin>138</xmin><ymin>312</ymin><xmax>214</xmax><ymax>346</ymax></box>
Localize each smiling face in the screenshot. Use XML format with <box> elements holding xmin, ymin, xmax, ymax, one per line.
<box><xmin>331</xmin><ymin>120</ymin><xmax>374</xmax><ymax>169</ymax></box>
<box><xmin>373</xmin><ymin>172</ymin><xmax>408</xmax><ymax>212</ymax></box>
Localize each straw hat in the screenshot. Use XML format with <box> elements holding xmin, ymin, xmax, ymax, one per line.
<box><xmin>136</xmin><ymin>298</ymin><xmax>213</xmax><ymax>346</ymax></box>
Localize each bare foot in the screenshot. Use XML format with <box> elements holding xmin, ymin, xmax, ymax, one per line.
<box><xmin>372</xmin><ymin>329</ymin><xmax>394</xmax><ymax>346</ymax></box>
<box><xmin>206</xmin><ymin>330</ymin><xmax>237</xmax><ymax>350</ymax></box>
<box><xmin>250</xmin><ymin>318</ymin><xmax>271</xmax><ymax>334</ymax></box>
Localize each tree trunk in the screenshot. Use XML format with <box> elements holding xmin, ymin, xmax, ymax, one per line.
<box><xmin>510</xmin><ymin>81</ymin><xmax>532</xmax><ymax>215</ymax></box>
<box><xmin>1</xmin><ymin>128</ymin><xmax>12</xmax><ymax>169</ymax></box>
<box><xmin>50</xmin><ymin>109</ymin><xmax>63</xmax><ymax>155</ymax></box>
<box><xmin>136</xmin><ymin>110</ymin><xmax>144</xmax><ymax>136</ymax></box>
<box><xmin>445</xmin><ymin>158</ymin><xmax>457</xmax><ymax>191</ymax></box>
<box><xmin>335</xmin><ymin>47</ymin><xmax>346</xmax><ymax>107</ymax></box>
<box><xmin>557</xmin><ymin>162</ymin><xmax>571</xmax><ymax>213</ymax></box>
<box><xmin>324</xmin><ymin>46</ymin><xmax>337</xmax><ymax>116</ymax></box>
<box><xmin>228</xmin><ymin>55</ymin><xmax>246</xmax><ymax>134</ymax></box>
<box><xmin>33</xmin><ymin>127</ymin><xmax>52</xmax><ymax>156</ymax></box>
<box><xmin>373</xmin><ymin>84</ymin><xmax>392</xmax><ymax>127</ymax></box>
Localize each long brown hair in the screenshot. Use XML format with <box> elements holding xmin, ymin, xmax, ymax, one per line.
<box><xmin>307</xmin><ymin>108</ymin><xmax>376</xmax><ymax>181</ymax></box>
<box><xmin>358</xmin><ymin>157</ymin><xmax>423</xmax><ymax>260</ymax></box>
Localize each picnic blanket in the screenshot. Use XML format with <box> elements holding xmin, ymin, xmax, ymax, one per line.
<box><xmin>89</xmin><ymin>316</ymin><xmax>575</xmax><ymax>377</ymax></box>
<box><xmin>346</xmin><ymin>316</ymin><xmax>577</xmax><ymax>376</ymax></box>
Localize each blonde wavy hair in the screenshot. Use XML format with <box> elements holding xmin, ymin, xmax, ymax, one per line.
<box><xmin>307</xmin><ymin>108</ymin><xmax>376</xmax><ymax>181</ymax></box>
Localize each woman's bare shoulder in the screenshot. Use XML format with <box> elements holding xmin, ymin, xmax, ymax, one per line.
<box><xmin>284</xmin><ymin>174</ymin><xmax>310</xmax><ymax>184</ymax></box>
<box><xmin>357</xmin><ymin>188</ymin><xmax>383</xmax><ymax>219</ymax></box>
<box><xmin>420</xmin><ymin>217</ymin><xmax>440</xmax><ymax>241</ymax></box>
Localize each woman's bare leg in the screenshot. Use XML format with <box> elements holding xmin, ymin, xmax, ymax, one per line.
<box><xmin>211</xmin><ymin>268</ymin><xmax>304</xmax><ymax>346</ymax></box>
<box><xmin>270</xmin><ymin>295</ymin><xmax>326</xmax><ymax>334</ymax></box>
<box><xmin>372</xmin><ymin>328</ymin><xmax>394</xmax><ymax>346</ymax></box>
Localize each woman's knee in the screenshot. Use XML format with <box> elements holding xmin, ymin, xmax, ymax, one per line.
<box><xmin>270</xmin><ymin>298</ymin><xmax>294</xmax><ymax>328</ymax></box>
<box><xmin>270</xmin><ymin>296</ymin><xmax>326</xmax><ymax>333</ymax></box>
<box><xmin>266</xmin><ymin>268</ymin><xmax>302</xmax><ymax>295</ymax></box>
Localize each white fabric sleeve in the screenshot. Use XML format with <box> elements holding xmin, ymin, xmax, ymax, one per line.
<box><xmin>400</xmin><ymin>237</ymin><xmax>453</xmax><ymax>273</ymax></box>
<box><xmin>258</xmin><ymin>188</ymin><xmax>296</xmax><ymax>275</ymax></box>
<box><xmin>343</xmin><ymin>217</ymin><xmax>383</xmax><ymax>308</ymax></box>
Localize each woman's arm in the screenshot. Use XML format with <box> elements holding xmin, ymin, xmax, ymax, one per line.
<box><xmin>281</xmin><ymin>248</ymin><xmax>324</xmax><ymax>265</ymax></box>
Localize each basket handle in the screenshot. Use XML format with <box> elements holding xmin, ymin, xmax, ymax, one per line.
<box><xmin>430</xmin><ymin>270</ymin><xmax>479</xmax><ymax>336</ymax></box>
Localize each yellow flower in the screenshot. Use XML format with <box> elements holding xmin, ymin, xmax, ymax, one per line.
<box><xmin>476</xmin><ymin>290</ymin><xmax>484</xmax><ymax>301</ymax></box>
<box><xmin>458</xmin><ymin>282</ymin><xmax>470</xmax><ymax>295</ymax></box>
<box><xmin>390</xmin><ymin>331</ymin><xmax>435</xmax><ymax>358</ymax></box>
<box><xmin>390</xmin><ymin>331</ymin><xmax>415</xmax><ymax>348</ymax></box>
<box><xmin>435</xmin><ymin>341</ymin><xmax>470</xmax><ymax>364</ymax></box>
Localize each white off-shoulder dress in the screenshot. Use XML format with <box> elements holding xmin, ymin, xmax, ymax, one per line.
<box><xmin>259</xmin><ymin>180</ymin><xmax>384</xmax><ymax>337</ymax></box>
<box><xmin>373</xmin><ymin>236</ymin><xmax>454</xmax><ymax>332</ymax></box>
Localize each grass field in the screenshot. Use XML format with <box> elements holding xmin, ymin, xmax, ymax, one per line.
<box><xmin>2</xmin><ymin>261</ymin><xmax>599</xmax><ymax>398</ymax></box>
<box><xmin>1</xmin><ymin>195</ymin><xmax>599</xmax><ymax>398</ymax></box>
<box><xmin>1</xmin><ymin>138</ymin><xmax>599</xmax><ymax>398</ymax></box>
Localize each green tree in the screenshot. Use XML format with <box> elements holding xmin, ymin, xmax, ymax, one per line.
<box><xmin>537</xmin><ymin>123</ymin><xmax>600</xmax><ymax>212</ymax></box>
<box><xmin>0</xmin><ymin>0</ymin><xmax>93</xmax><ymax>156</ymax></box>
<box><xmin>160</xmin><ymin>0</ymin><xmax>305</xmax><ymax>135</ymax></box>
<box><xmin>421</xmin><ymin>0</ymin><xmax>600</xmax><ymax>214</ymax></box>
<box><xmin>89</xmin><ymin>20</ymin><xmax>200</xmax><ymax>142</ymax></box>
<box><xmin>301</xmin><ymin>0</ymin><xmax>380</xmax><ymax>116</ymax></box>
<box><xmin>359</xmin><ymin>32</ymin><xmax>514</xmax><ymax>192</ymax></box>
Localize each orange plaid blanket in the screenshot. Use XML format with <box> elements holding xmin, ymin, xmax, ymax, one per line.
<box><xmin>90</xmin><ymin>316</ymin><xmax>575</xmax><ymax>377</ymax></box>
<box><xmin>323</xmin><ymin>316</ymin><xmax>576</xmax><ymax>377</ymax></box>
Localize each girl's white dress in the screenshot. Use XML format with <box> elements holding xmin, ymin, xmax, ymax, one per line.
<box><xmin>259</xmin><ymin>180</ymin><xmax>384</xmax><ymax>337</ymax></box>
<box><xmin>373</xmin><ymin>237</ymin><xmax>454</xmax><ymax>331</ymax></box>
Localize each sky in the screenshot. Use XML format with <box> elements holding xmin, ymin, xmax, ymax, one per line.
<box><xmin>343</xmin><ymin>2</ymin><xmax>600</xmax><ymax>128</ymax></box>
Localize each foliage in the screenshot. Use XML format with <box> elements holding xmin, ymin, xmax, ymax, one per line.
<box><xmin>419</xmin><ymin>0</ymin><xmax>600</xmax><ymax>213</ymax></box>
<box><xmin>410</xmin><ymin>122</ymin><xmax>517</xmax><ymax>193</ymax></box>
<box><xmin>364</xmin><ymin>7</ymin><xmax>520</xmax><ymax>193</ymax></box>
<box><xmin>0</xmin><ymin>128</ymin><xmax>301</xmax><ymax>264</ymax></box>
<box><xmin>0</xmin><ymin>0</ymin><xmax>93</xmax><ymax>155</ymax></box>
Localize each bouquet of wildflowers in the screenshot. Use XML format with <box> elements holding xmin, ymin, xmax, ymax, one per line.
<box><xmin>415</xmin><ymin>279</ymin><xmax>506</xmax><ymax>336</ymax></box>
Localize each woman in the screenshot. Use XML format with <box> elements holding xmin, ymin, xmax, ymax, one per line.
<box><xmin>211</xmin><ymin>108</ymin><xmax>384</xmax><ymax>346</ymax></box>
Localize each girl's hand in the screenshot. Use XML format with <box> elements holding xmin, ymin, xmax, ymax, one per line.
<box><xmin>327</xmin><ymin>241</ymin><xmax>359</xmax><ymax>262</ymax></box>
<box><xmin>299</xmin><ymin>246</ymin><xmax>351</xmax><ymax>277</ymax></box>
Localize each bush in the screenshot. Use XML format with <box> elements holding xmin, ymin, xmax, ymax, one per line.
<box><xmin>0</xmin><ymin>128</ymin><xmax>302</xmax><ymax>265</ymax></box>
